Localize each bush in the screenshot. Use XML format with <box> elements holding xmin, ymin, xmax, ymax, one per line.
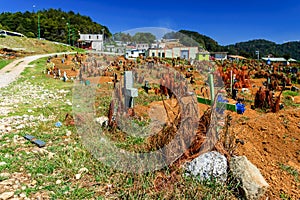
<box><xmin>283</xmin><ymin>90</ymin><xmax>299</xmax><ymax>97</ymax></box>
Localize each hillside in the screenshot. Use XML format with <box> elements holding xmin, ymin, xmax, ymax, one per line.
<box><xmin>0</xmin><ymin>9</ymin><xmax>111</xmax><ymax>44</ymax></box>
<box><xmin>0</xmin><ymin>36</ymin><xmax>81</xmax><ymax>54</ymax></box>
<box><xmin>177</xmin><ymin>30</ymin><xmax>300</xmax><ymax>60</ymax></box>
<box><xmin>224</xmin><ymin>40</ymin><xmax>300</xmax><ymax>60</ymax></box>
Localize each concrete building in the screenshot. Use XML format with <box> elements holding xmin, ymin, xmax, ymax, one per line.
<box><xmin>196</xmin><ymin>51</ymin><xmax>210</xmax><ymax>61</ymax></box>
<box><xmin>262</xmin><ymin>57</ymin><xmax>298</xmax><ymax>65</ymax></box>
<box><xmin>78</xmin><ymin>34</ymin><xmax>103</xmax><ymax>51</ymax></box>
<box><xmin>210</xmin><ymin>52</ymin><xmax>228</xmax><ymax>60</ymax></box>
<box><xmin>136</xmin><ymin>43</ymin><xmax>150</xmax><ymax>50</ymax></box>
<box><xmin>125</xmin><ymin>49</ymin><xmax>146</xmax><ymax>59</ymax></box>
<box><xmin>147</xmin><ymin>47</ymin><xmax>199</xmax><ymax>59</ymax></box>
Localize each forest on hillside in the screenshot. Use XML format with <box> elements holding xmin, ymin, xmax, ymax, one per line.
<box><xmin>179</xmin><ymin>30</ymin><xmax>300</xmax><ymax>60</ymax></box>
<box><xmin>1</xmin><ymin>9</ymin><xmax>299</xmax><ymax>60</ymax></box>
<box><xmin>0</xmin><ymin>9</ymin><xmax>111</xmax><ymax>45</ymax></box>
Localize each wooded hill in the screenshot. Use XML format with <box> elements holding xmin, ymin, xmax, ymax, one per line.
<box><xmin>0</xmin><ymin>9</ymin><xmax>111</xmax><ymax>45</ymax></box>
<box><xmin>179</xmin><ymin>30</ymin><xmax>300</xmax><ymax>60</ymax></box>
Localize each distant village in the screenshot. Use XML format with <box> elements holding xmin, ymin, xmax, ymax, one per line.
<box><xmin>77</xmin><ymin>33</ymin><xmax>298</xmax><ymax>65</ymax></box>
<box><xmin>1</xmin><ymin>28</ymin><xmax>298</xmax><ymax>65</ymax></box>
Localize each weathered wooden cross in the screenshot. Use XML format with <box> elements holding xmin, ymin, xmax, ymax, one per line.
<box><xmin>197</xmin><ymin>73</ymin><xmax>237</xmax><ymax>112</ymax></box>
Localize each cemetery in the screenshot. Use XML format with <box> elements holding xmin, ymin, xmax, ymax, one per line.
<box><xmin>0</xmin><ymin>45</ymin><xmax>299</xmax><ymax>199</ymax></box>
<box><xmin>41</xmin><ymin>52</ymin><xmax>300</xmax><ymax>199</ymax></box>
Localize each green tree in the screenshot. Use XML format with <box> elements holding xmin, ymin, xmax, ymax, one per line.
<box><xmin>132</xmin><ymin>32</ymin><xmax>156</xmax><ymax>44</ymax></box>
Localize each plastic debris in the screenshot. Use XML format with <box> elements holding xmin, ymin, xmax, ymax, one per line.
<box><xmin>23</xmin><ymin>134</ymin><xmax>46</xmax><ymax>148</ymax></box>
<box><xmin>55</xmin><ymin>121</ymin><xmax>62</xmax><ymax>127</ymax></box>
<box><xmin>236</xmin><ymin>102</ymin><xmax>246</xmax><ymax>114</ymax></box>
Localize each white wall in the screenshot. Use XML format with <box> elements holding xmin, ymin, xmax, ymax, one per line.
<box><xmin>79</xmin><ymin>34</ymin><xmax>103</xmax><ymax>41</ymax></box>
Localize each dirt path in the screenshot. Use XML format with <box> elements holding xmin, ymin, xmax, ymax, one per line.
<box><xmin>0</xmin><ymin>52</ymin><xmax>76</xmax><ymax>88</ymax></box>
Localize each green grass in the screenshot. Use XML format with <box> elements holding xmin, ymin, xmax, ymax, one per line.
<box><xmin>279</xmin><ymin>163</ymin><xmax>299</xmax><ymax>182</ymax></box>
<box><xmin>0</xmin><ymin>56</ymin><xmax>239</xmax><ymax>199</ymax></box>
<box><xmin>0</xmin><ymin>59</ymin><xmax>13</xmax><ymax>70</ymax></box>
<box><xmin>283</xmin><ymin>90</ymin><xmax>299</xmax><ymax>97</ymax></box>
<box><xmin>0</xmin><ymin>36</ymin><xmax>85</xmax><ymax>54</ymax></box>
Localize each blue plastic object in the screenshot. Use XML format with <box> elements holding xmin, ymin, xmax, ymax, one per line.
<box><xmin>216</xmin><ymin>95</ymin><xmax>229</xmax><ymax>114</ymax></box>
<box><xmin>236</xmin><ymin>102</ymin><xmax>246</xmax><ymax>114</ymax></box>
<box><xmin>55</xmin><ymin>121</ymin><xmax>62</xmax><ymax>127</ymax></box>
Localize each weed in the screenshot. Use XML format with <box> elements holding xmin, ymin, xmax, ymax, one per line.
<box><xmin>279</xmin><ymin>163</ymin><xmax>299</xmax><ymax>182</ymax></box>
<box><xmin>0</xmin><ymin>56</ymin><xmax>240</xmax><ymax>199</ymax></box>
<box><xmin>0</xmin><ymin>59</ymin><xmax>12</xmax><ymax>70</ymax></box>
<box><xmin>283</xmin><ymin>90</ymin><xmax>299</xmax><ymax>97</ymax></box>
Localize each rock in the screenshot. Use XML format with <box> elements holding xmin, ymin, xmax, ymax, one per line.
<box><xmin>66</xmin><ymin>130</ymin><xmax>72</xmax><ymax>137</ymax></box>
<box><xmin>230</xmin><ymin>156</ymin><xmax>269</xmax><ymax>200</ymax></box>
<box><xmin>0</xmin><ymin>192</ymin><xmax>14</xmax><ymax>200</ymax></box>
<box><xmin>95</xmin><ymin>116</ymin><xmax>108</xmax><ymax>127</ymax></box>
<box><xmin>19</xmin><ymin>193</ymin><xmax>26</xmax><ymax>198</ymax></box>
<box><xmin>75</xmin><ymin>174</ymin><xmax>81</xmax><ymax>180</ymax></box>
<box><xmin>55</xmin><ymin>180</ymin><xmax>61</xmax><ymax>185</ymax></box>
<box><xmin>78</xmin><ymin>167</ymin><xmax>88</xmax><ymax>174</ymax></box>
<box><xmin>185</xmin><ymin>151</ymin><xmax>227</xmax><ymax>182</ymax></box>
<box><xmin>0</xmin><ymin>179</ymin><xmax>14</xmax><ymax>186</ymax></box>
<box><xmin>0</xmin><ymin>162</ymin><xmax>7</xmax><ymax>166</ymax></box>
<box><xmin>0</xmin><ymin>173</ymin><xmax>10</xmax><ymax>179</ymax></box>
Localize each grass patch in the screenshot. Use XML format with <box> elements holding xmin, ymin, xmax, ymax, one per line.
<box><xmin>279</xmin><ymin>163</ymin><xmax>299</xmax><ymax>182</ymax></box>
<box><xmin>283</xmin><ymin>90</ymin><xmax>299</xmax><ymax>97</ymax></box>
<box><xmin>0</xmin><ymin>56</ymin><xmax>240</xmax><ymax>199</ymax></box>
<box><xmin>0</xmin><ymin>59</ymin><xmax>13</xmax><ymax>70</ymax></box>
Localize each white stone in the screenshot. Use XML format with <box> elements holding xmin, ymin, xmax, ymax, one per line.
<box><xmin>185</xmin><ymin>151</ymin><xmax>228</xmax><ymax>182</ymax></box>
<box><xmin>78</xmin><ymin>167</ymin><xmax>89</xmax><ymax>174</ymax></box>
<box><xmin>95</xmin><ymin>116</ymin><xmax>108</xmax><ymax>127</ymax></box>
<box><xmin>230</xmin><ymin>156</ymin><xmax>269</xmax><ymax>200</ymax></box>
<box><xmin>0</xmin><ymin>192</ymin><xmax>14</xmax><ymax>200</ymax></box>
<box><xmin>16</xmin><ymin>124</ymin><xmax>25</xmax><ymax>130</ymax></box>
<box><xmin>19</xmin><ymin>193</ymin><xmax>26</xmax><ymax>198</ymax></box>
<box><xmin>75</xmin><ymin>174</ymin><xmax>81</xmax><ymax>180</ymax></box>
<box><xmin>0</xmin><ymin>162</ymin><xmax>7</xmax><ymax>166</ymax></box>
<box><xmin>66</xmin><ymin>130</ymin><xmax>72</xmax><ymax>137</ymax></box>
<box><xmin>0</xmin><ymin>173</ymin><xmax>10</xmax><ymax>179</ymax></box>
<box><xmin>55</xmin><ymin>180</ymin><xmax>61</xmax><ymax>184</ymax></box>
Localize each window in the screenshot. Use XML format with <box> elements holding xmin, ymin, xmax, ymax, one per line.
<box><xmin>89</xmin><ymin>35</ymin><xmax>91</xmax><ymax>39</ymax></box>
<box><xmin>152</xmin><ymin>52</ymin><xmax>155</xmax><ymax>57</ymax></box>
<box><xmin>158</xmin><ymin>52</ymin><xmax>161</xmax><ymax>57</ymax></box>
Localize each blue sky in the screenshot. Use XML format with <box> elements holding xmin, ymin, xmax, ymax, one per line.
<box><xmin>1</xmin><ymin>0</ymin><xmax>299</xmax><ymax>45</ymax></box>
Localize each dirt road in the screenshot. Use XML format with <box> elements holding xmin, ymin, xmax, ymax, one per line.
<box><xmin>0</xmin><ymin>52</ymin><xmax>75</xmax><ymax>88</ymax></box>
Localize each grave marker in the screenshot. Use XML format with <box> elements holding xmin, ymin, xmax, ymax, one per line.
<box><xmin>124</xmin><ymin>71</ymin><xmax>138</xmax><ymax>110</ymax></box>
<box><xmin>197</xmin><ymin>73</ymin><xmax>237</xmax><ymax>112</ymax></box>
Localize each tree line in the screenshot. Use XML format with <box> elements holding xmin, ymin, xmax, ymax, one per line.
<box><xmin>0</xmin><ymin>9</ymin><xmax>111</xmax><ymax>45</ymax></box>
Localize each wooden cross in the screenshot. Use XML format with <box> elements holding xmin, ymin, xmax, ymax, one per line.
<box><xmin>197</xmin><ymin>73</ymin><xmax>237</xmax><ymax>112</ymax></box>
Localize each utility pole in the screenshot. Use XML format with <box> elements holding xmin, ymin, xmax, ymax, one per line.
<box><xmin>38</xmin><ymin>13</ymin><xmax>40</xmax><ymax>40</ymax></box>
<box><xmin>33</xmin><ymin>5</ymin><xmax>41</xmax><ymax>40</ymax></box>
<box><xmin>67</xmin><ymin>21</ymin><xmax>71</xmax><ymax>45</ymax></box>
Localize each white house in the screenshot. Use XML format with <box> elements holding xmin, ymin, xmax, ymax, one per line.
<box><xmin>125</xmin><ymin>49</ymin><xmax>146</xmax><ymax>59</ymax></box>
<box><xmin>136</xmin><ymin>43</ymin><xmax>150</xmax><ymax>50</ymax></box>
<box><xmin>78</xmin><ymin>34</ymin><xmax>104</xmax><ymax>51</ymax></box>
<box><xmin>210</xmin><ymin>52</ymin><xmax>228</xmax><ymax>60</ymax></box>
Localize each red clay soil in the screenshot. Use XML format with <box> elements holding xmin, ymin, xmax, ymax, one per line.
<box><xmin>230</xmin><ymin>106</ymin><xmax>300</xmax><ymax>199</ymax></box>
<box><xmin>46</xmin><ymin>55</ymin><xmax>300</xmax><ymax>199</ymax></box>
